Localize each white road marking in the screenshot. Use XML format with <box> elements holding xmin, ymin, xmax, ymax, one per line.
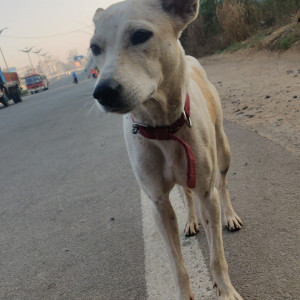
<box><xmin>141</xmin><ymin>188</ymin><xmax>215</xmax><ymax>299</ymax></box>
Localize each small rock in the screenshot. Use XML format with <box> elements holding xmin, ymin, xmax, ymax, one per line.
<box><xmin>242</xmin><ymin>106</ymin><xmax>248</xmax><ymax>110</ymax></box>
<box><xmin>244</xmin><ymin>163</ymin><xmax>248</xmax><ymax>166</ymax></box>
<box><xmin>293</xmin><ymin>95</ymin><xmax>298</xmax><ymax>99</ymax></box>
<box><xmin>265</xmin><ymin>95</ymin><xmax>270</xmax><ymax>99</ymax></box>
<box><xmin>110</xmin><ymin>217</ymin><xmax>115</xmax><ymax>221</ymax></box>
<box><xmin>245</xmin><ymin>114</ymin><xmax>255</xmax><ymax>118</ymax></box>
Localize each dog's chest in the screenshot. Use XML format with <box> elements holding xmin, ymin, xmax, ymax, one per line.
<box><xmin>150</xmin><ymin>138</ymin><xmax>189</xmax><ymax>185</ymax></box>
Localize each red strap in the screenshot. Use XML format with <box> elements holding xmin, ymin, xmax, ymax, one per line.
<box><xmin>171</xmin><ymin>135</ymin><xmax>196</xmax><ymax>188</ymax></box>
<box><xmin>131</xmin><ymin>93</ymin><xmax>196</xmax><ymax>188</ymax></box>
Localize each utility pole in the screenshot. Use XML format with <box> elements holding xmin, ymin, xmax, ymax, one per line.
<box><xmin>0</xmin><ymin>27</ymin><xmax>9</xmax><ymax>71</ymax></box>
<box><xmin>19</xmin><ymin>47</ymin><xmax>34</xmax><ymax>70</ymax></box>
<box><xmin>46</xmin><ymin>55</ymin><xmax>53</xmax><ymax>77</ymax></box>
<box><xmin>33</xmin><ymin>48</ymin><xmax>44</xmax><ymax>73</ymax></box>
<box><xmin>40</xmin><ymin>52</ymin><xmax>51</xmax><ymax>76</ymax></box>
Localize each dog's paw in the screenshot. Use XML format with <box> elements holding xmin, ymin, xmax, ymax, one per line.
<box><xmin>225</xmin><ymin>213</ymin><xmax>242</xmax><ymax>232</ymax></box>
<box><xmin>218</xmin><ymin>291</ymin><xmax>244</xmax><ymax>300</ymax></box>
<box><xmin>184</xmin><ymin>221</ymin><xmax>200</xmax><ymax>237</ymax></box>
<box><xmin>176</xmin><ymin>287</ymin><xmax>194</xmax><ymax>300</ymax></box>
<box><xmin>214</xmin><ymin>283</ymin><xmax>244</xmax><ymax>300</ymax></box>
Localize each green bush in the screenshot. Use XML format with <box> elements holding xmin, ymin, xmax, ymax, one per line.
<box><xmin>258</xmin><ymin>0</ymin><xmax>300</xmax><ymax>26</ymax></box>
<box><xmin>199</xmin><ymin>0</ymin><xmax>221</xmax><ymax>37</ymax></box>
<box><xmin>277</xmin><ymin>28</ymin><xmax>300</xmax><ymax>50</ymax></box>
<box><xmin>21</xmin><ymin>89</ymin><xmax>28</xmax><ymax>96</ymax></box>
<box><xmin>248</xmin><ymin>32</ymin><xmax>266</xmax><ymax>48</ymax></box>
<box><xmin>181</xmin><ymin>0</ymin><xmax>300</xmax><ymax>56</ymax></box>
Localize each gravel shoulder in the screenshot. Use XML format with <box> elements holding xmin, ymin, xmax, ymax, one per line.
<box><xmin>200</xmin><ymin>49</ymin><xmax>300</xmax><ymax>155</ymax></box>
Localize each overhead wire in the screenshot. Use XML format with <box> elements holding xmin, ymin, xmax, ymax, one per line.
<box><xmin>0</xmin><ymin>26</ymin><xmax>91</xmax><ymax>40</ymax></box>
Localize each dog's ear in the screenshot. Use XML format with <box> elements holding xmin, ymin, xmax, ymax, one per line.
<box><xmin>161</xmin><ymin>0</ymin><xmax>199</xmax><ymax>31</ymax></box>
<box><xmin>93</xmin><ymin>8</ymin><xmax>104</xmax><ymax>25</ymax></box>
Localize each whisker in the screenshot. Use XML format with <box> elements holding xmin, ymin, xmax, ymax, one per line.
<box><xmin>86</xmin><ymin>100</ymin><xmax>102</xmax><ymax>116</ymax></box>
<box><xmin>74</xmin><ymin>96</ymin><xmax>94</xmax><ymax>105</ymax></box>
<box><xmin>83</xmin><ymin>98</ymin><xmax>95</xmax><ymax>108</ymax></box>
<box><xmin>87</xmin><ymin>103</ymin><xmax>97</xmax><ymax>115</ymax></box>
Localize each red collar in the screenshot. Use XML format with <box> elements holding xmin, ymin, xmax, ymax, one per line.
<box><xmin>131</xmin><ymin>93</ymin><xmax>196</xmax><ymax>188</ymax></box>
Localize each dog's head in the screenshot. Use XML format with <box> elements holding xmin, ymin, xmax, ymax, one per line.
<box><xmin>91</xmin><ymin>0</ymin><xmax>199</xmax><ymax>113</ymax></box>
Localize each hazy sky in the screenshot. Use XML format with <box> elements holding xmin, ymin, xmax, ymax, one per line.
<box><xmin>0</xmin><ymin>0</ymin><xmax>120</xmax><ymax>70</ymax></box>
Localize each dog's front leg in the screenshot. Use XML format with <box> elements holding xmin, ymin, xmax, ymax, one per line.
<box><xmin>150</xmin><ymin>195</ymin><xmax>194</xmax><ymax>300</ymax></box>
<box><xmin>182</xmin><ymin>187</ymin><xmax>200</xmax><ymax>237</ymax></box>
<box><xmin>197</xmin><ymin>187</ymin><xmax>243</xmax><ymax>300</ymax></box>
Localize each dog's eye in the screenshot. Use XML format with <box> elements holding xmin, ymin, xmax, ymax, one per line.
<box><xmin>131</xmin><ymin>30</ymin><xmax>153</xmax><ymax>46</ymax></box>
<box><xmin>90</xmin><ymin>44</ymin><xmax>102</xmax><ymax>56</ymax></box>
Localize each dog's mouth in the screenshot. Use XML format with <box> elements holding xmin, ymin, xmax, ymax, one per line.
<box><xmin>100</xmin><ymin>89</ymin><xmax>157</xmax><ymax>115</ymax></box>
<box><xmin>100</xmin><ymin>102</ymin><xmax>133</xmax><ymax>114</ymax></box>
<box><xmin>103</xmin><ymin>105</ymin><xmax>133</xmax><ymax>114</ymax></box>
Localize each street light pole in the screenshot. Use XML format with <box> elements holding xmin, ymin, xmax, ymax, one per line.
<box><xmin>0</xmin><ymin>48</ymin><xmax>9</xmax><ymax>71</ymax></box>
<box><xmin>27</xmin><ymin>52</ymin><xmax>33</xmax><ymax>69</ymax></box>
<box><xmin>40</xmin><ymin>52</ymin><xmax>50</xmax><ymax>76</ymax></box>
<box><xmin>33</xmin><ymin>48</ymin><xmax>44</xmax><ymax>73</ymax></box>
<box><xmin>19</xmin><ymin>47</ymin><xmax>34</xmax><ymax>70</ymax></box>
<box><xmin>46</xmin><ymin>55</ymin><xmax>52</xmax><ymax>77</ymax></box>
<box><xmin>0</xmin><ymin>27</ymin><xmax>9</xmax><ymax>71</ymax></box>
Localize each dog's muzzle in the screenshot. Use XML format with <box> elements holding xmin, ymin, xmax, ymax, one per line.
<box><xmin>93</xmin><ymin>79</ymin><xmax>123</xmax><ymax>109</ymax></box>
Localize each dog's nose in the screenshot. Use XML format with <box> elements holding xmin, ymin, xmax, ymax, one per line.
<box><xmin>93</xmin><ymin>79</ymin><xmax>122</xmax><ymax>107</ymax></box>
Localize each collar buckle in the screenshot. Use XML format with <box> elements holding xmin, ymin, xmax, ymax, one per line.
<box><xmin>132</xmin><ymin>122</ymin><xmax>149</xmax><ymax>134</ymax></box>
<box><xmin>183</xmin><ymin>111</ymin><xmax>192</xmax><ymax>128</ymax></box>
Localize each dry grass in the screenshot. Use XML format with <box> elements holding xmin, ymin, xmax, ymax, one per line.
<box><xmin>180</xmin><ymin>15</ymin><xmax>206</xmax><ymax>57</ymax></box>
<box><xmin>258</xmin><ymin>10</ymin><xmax>300</xmax><ymax>50</ymax></box>
<box><xmin>181</xmin><ymin>1</ymin><xmax>299</xmax><ymax>57</ymax></box>
<box><xmin>216</xmin><ymin>0</ymin><xmax>254</xmax><ymax>42</ymax></box>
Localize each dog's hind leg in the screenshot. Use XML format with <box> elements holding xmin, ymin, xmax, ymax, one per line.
<box><xmin>196</xmin><ymin>187</ymin><xmax>243</xmax><ymax>299</ymax></box>
<box><xmin>151</xmin><ymin>194</ymin><xmax>194</xmax><ymax>300</ymax></box>
<box><xmin>180</xmin><ymin>187</ymin><xmax>200</xmax><ymax>237</ymax></box>
<box><xmin>216</xmin><ymin>127</ymin><xmax>242</xmax><ymax>231</ymax></box>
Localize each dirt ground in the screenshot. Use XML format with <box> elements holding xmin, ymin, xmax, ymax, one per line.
<box><xmin>200</xmin><ymin>49</ymin><xmax>300</xmax><ymax>155</ymax></box>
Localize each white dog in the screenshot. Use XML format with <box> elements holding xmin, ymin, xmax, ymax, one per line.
<box><xmin>91</xmin><ymin>0</ymin><xmax>243</xmax><ymax>299</ymax></box>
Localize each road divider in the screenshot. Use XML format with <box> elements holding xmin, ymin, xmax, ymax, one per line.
<box><xmin>141</xmin><ymin>188</ymin><xmax>214</xmax><ymax>299</ymax></box>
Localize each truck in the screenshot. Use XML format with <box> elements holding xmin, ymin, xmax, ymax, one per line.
<box><xmin>0</xmin><ymin>68</ymin><xmax>22</xmax><ymax>107</ymax></box>
<box><xmin>25</xmin><ymin>73</ymin><xmax>49</xmax><ymax>94</ymax></box>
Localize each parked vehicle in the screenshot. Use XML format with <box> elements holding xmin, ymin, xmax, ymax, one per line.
<box><xmin>0</xmin><ymin>68</ymin><xmax>22</xmax><ymax>107</ymax></box>
<box><xmin>25</xmin><ymin>73</ymin><xmax>49</xmax><ymax>94</ymax></box>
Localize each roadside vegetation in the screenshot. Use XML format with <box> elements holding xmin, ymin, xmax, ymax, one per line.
<box><xmin>181</xmin><ymin>0</ymin><xmax>300</xmax><ymax>56</ymax></box>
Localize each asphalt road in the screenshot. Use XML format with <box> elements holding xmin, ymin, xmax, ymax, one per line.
<box><xmin>0</xmin><ymin>73</ymin><xmax>299</xmax><ymax>300</ymax></box>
